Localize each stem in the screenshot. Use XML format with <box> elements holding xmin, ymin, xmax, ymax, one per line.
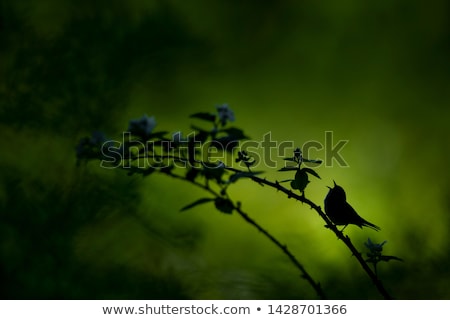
<box><xmin>160</xmin><ymin>169</ymin><xmax>326</xmax><ymax>299</ymax></box>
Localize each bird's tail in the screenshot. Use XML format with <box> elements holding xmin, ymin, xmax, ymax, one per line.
<box><xmin>362</xmin><ymin>220</ymin><xmax>381</xmax><ymax>231</ymax></box>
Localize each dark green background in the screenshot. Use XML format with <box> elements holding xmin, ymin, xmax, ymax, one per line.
<box><xmin>1</xmin><ymin>0</ymin><xmax>449</xmax><ymax>299</ymax></box>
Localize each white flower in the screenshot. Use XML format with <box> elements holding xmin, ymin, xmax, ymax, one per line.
<box><xmin>216</xmin><ymin>104</ymin><xmax>235</xmax><ymax>126</ymax></box>
<box><xmin>128</xmin><ymin>114</ymin><xmax>156</xmax><ymax>139</ymax></box>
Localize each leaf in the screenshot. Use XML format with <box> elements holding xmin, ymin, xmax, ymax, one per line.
<box><xmin>211</xmin><ymin>137</ymin><xmax>239</xmax><ymax>152</ymax></box>
<box><xmin>244</xmin><ymin>159</ymin><xmax>256</xmax><ymax>166</ymax></box>
<box><xmin>379</xmin><ymin>255</ymin><xmax>404</xmax><ymax>262</ymax></box>
<box><xmin>290</xmin><ymin>180</ymin><xmax>298</xmax><ymax>189</ymax></box>
<box><xmin>148</xmin><ymin>131</ymin><xmax>169</xmax><ymax>139</ymax></box>
<box><xmin>303</xmin><ymin>167</ymin><xmax>321</xmax><ymax>179</ymax></box>
<box><xmin>159</xmin><ymin>165</ymin><xmax>174</xmax><ymax>174</ymax></box>
<box><xmin>291</xmin><ymin>169</ymin><xmax>309</xmax><ymax>191</ymax></box>
<box><xmin>190</xmin><ymin>125</ymin><xmax>210</xmax><ymax>142</ymax></box>
<box><xmin>214</xmin><ymin>197</ymin><xmax>234</xmax><ymax>214</ymax></box>
<box><xmin>228</xmin><ymin>171</ymin><xmax>264</xmax><ymax>183</ymax></box>
<box><xmin>201</xmin><ymin>164</ymin><xmax>225</xmax><ymax>183</ymax></box>
<box><xmin>195</xmin><ymin>131</ymin><xmax>210</xmax><ymax>142</ymax></box>
<box><xmin>303</xmin><ymin>158</ymin><xmax>323</xmax><ymax>164</ymax></box>
<box><xmin>278</xmin><ymin>166</ymin><xmax>298</xmax><ymax>172</ymax></box>
<box><xmin>180</xmin><ymin>198</ymin><xmax>214</xmax><ymax>212</ymax></box>
<box><xmin>186</xmin><ymin>168</ymin><xmax>200</xmax><ymax>181</ymax></box>
<box><xmin>190</xmin><ymin>112</ymin><xmax>216</xmax><ymax>122</ymax></box>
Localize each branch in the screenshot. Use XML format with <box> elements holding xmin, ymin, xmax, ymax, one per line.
<box><xmin>125</xmin><ymin>154</ymin><xmax>392</xmax><ymax>298</ymax></box>
<box><xmin>159</xmin><ymin>169</ymin><xmax>326</xmax><ymax>299</ymax></box>
<box><xmin>225</xmin><ymin>169</ymin><xmax>393</xmax><ymax>300</ymax></box>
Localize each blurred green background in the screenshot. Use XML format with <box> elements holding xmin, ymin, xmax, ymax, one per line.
<box><xmin>1</xmin><ymin>0</ymin><xmax>449</xmax><ymax>299</ymax></box>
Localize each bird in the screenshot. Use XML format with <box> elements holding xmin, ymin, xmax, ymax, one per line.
<box><xmin>324</xmin><ymin>181</ymin><xmax>380</xmax><ymax>231</ymax></box>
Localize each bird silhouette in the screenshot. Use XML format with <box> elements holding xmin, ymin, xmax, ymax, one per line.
<box><xmin>324</xmin><ymin>181</ymin><xmax>380</xmax><ymax>231</ymax></box>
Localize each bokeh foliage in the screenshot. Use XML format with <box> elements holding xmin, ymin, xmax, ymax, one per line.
<box><xmin>1</xmin><ymin>0</ymin><xmax>449</xmax><ymax>299</ymax></box>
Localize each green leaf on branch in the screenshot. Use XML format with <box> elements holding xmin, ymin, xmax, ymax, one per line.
<box><xmin>190</xmin><ymin>112</ymin><xmax>216</xmax><ymax>122</ymax></box>
<box><xmin>303</xmin><ymin>158</ymin><xmax>323</xmax><ymax>164</ymax></box>
<box><xmin>190</xmin><ymin>125</ymin><xmax>211</xmax><ymax>142</ymax></box>
<box><xmin>214</xmin><ymin>197</ymin><xmax>234</xmax><ymax>214</ymax></box>
<box><xmin>186</xmin><ymin>168</ymin><xmax>200</xmax><ymax>181</ymax></box>
<box><xmin>290</xmin><ymin>169</ymin><xmax>309</xmax><ymax>192</ymax></box>
<box><xmin>284</xmin><ymin>156</ymin><xmax>321</xmax><ymax>164</ymax></box>
<box><xmin>278</xmin><ymin>166</ymin><xmax>298</xmax><ymax>172</ymax></box>
<box><xmin>379</xmin><ymin>255</ymin><xmax>404</xmax><ymax>262</ymax></box>
<box><xmin>148</xmin><ymin>131</ymin><xmax>169</xmax><ymax>140</ymax></box>
<box><xmin>180</xmin><ymin>198</ymin><xmax>214</xmax><ymax>212</ymax></box>
<box><xmin>201</xmin><ymin>164</ymin><xmax>225</xmax><ymax>183</ymax></box>
<box><xmin>212</xmin><ymin>137</ymin><xmax>239</xmax><ymax>152</ymax></box>
<box><xmin>303</xmin><ymin>167</ymin><xmax>321</xmax><ymax>179</ymax></box>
